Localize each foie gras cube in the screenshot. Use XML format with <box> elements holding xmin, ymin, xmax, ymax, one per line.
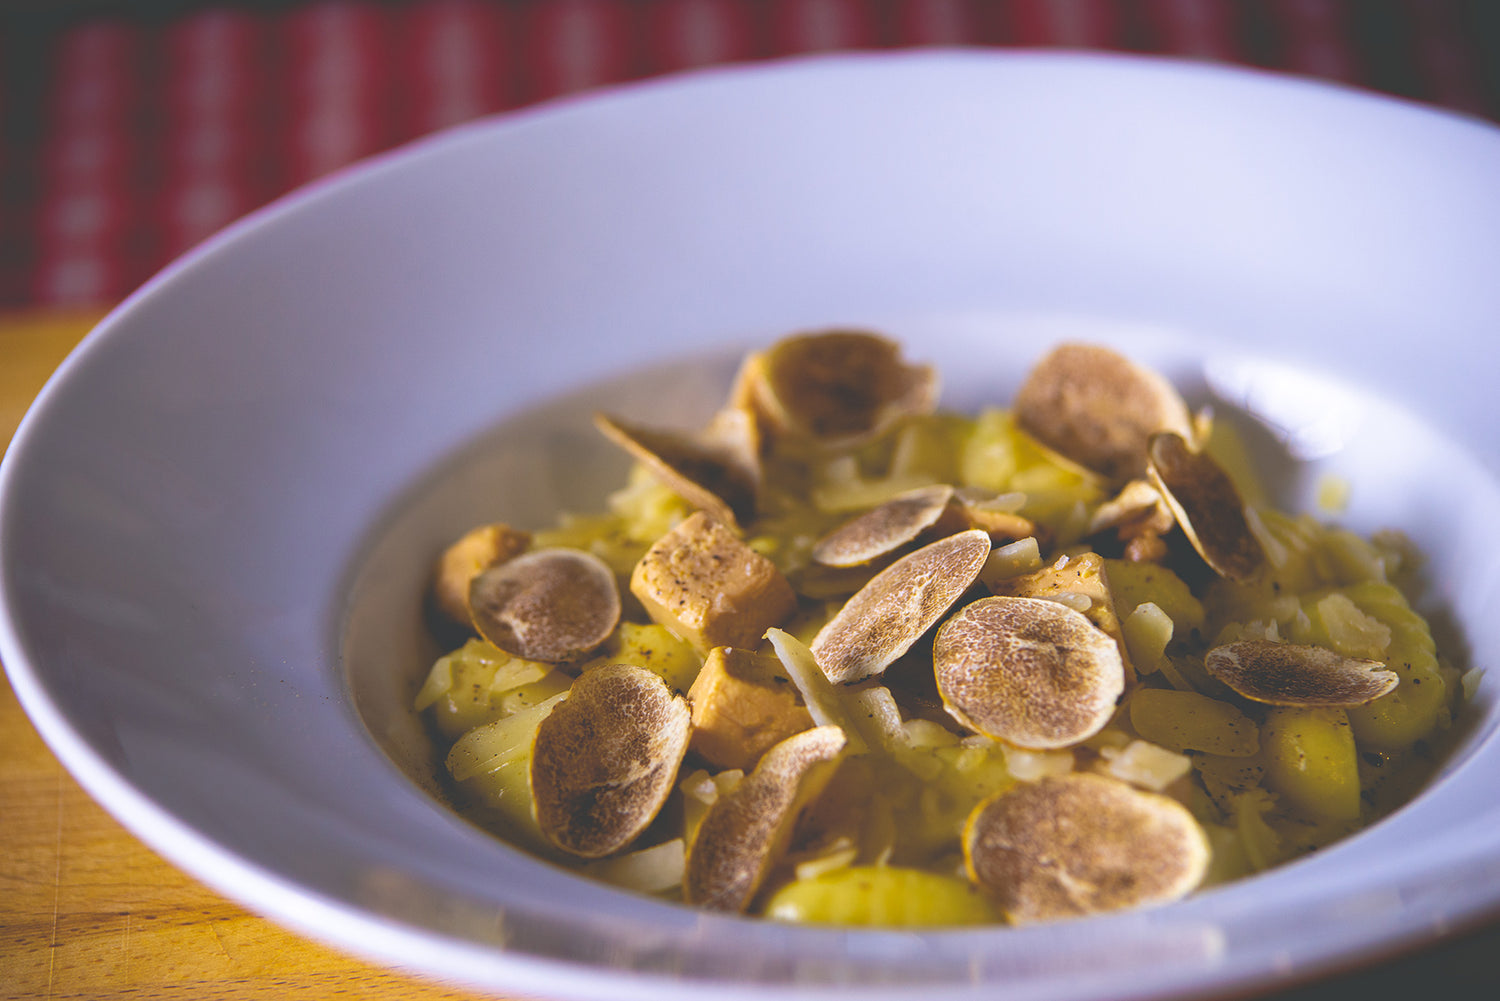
<box><xmin>688</xmin><ymin>647</ymin><xmax>814</xmax><ymax>771</ymax></box>
<box><xmin>630</xmin><ymin>511</ymin><xmax>796</xmax><ymax>654</ymax></box>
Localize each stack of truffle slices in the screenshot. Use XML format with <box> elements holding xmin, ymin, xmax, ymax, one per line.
<box><xmin>427</xmin><ymin>331</ymin><xmax>1404</xmax><ymax>926</ymax></box>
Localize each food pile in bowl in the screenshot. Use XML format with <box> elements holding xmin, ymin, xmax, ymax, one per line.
<box><xmin>412</xmin><ymin>331</ymin><xmax>1464</xmax><ymax>927</ymax></box>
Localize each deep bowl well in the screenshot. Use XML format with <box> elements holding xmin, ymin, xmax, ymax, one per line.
<box><xmin>4</xmin><ymin>51</ymin><xmax>1500</xmax><ymax>1001</ymax></box>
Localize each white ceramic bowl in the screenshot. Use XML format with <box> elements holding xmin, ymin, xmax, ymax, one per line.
<box><xmin>4</xmin><ymin>51</ymin><xmax>1500</xmax><ymax>1001</ymax></box>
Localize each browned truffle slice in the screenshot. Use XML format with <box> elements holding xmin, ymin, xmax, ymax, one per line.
<box><xmin>811</xmin><ymin>529</ymin><xmax>992</xmax><ymax>684</ymax></box>
<box><xmin>530</xmin><ymin>664</ymin><xmax>691</xmax><ymax>858</ymax></box>
<box><xmin>934</xmin><ymin>595</ymin><xmax>1125</xmax><ymax>749</ymax></box>
<box><xmin>745</xmin><ymin>330</ymin><xmax>938</xmax><ymax>447</ymax></box>
<box><xmin>593</xmin><ymin>413</ymin><xmax>759</xmax><ymax>531</ymax></box>
<box><xmin>432</xmin><ymin>522</ymin><xmax>532</xmax><ymax>625</ymax></box>
<box><xmin>468</xmin><ymin>548</ymin><xmax>621</xmax><ymax>663</ymax></box>
<box><xmin>811</xmin><ymin>485</ymin><xmax>955</xmax><ymax>567</ymax></box>
<box><xmin>1146</xmin><ymin>431</ymin><xmax>1264</xmax><ymax>582</ymax></box>
<box><xmin>988</xmin><ymin>551</ymin><xmax>1136</xmax><ymax>685</ymax></box>
<box><xmin>1205</xmin><ymin>640</ymin><xmax>1400</xmax><ymax>707</ymax></box>
<box><xmin>1014</xmin><ymin>343</ymin><xmax>1195</xmax><ymax>483</ymax></box>
<box><xmin>684</xmin><ymin>725</ymin><xmax>848</xmax><ymax>911</ymax></box>
<box><xmin>963</xmin><ymin>773</ymin><xmax>1209</xmax><ymax>923</ymax></box>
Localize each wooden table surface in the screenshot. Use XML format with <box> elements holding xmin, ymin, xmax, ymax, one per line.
<box><xmin>2</xmin><ymin>310</ymin><xmax>1498</xmax><ymax>1001</ymax></box>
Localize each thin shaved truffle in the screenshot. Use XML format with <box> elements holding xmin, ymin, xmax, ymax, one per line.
<box><xmin>811</xmin><ymin>529</ymin><xmax>991</xmax><ymax>684</ymax></box>
<box><xmin>964</xmin><ymin>773</ymin><xmax>1209</xmax><ymax>923</ymax></box>
<box><xmin>1014</xmin><ymin>343</ymin><xmax>1195</xmax><ymax>483</ymax></box>
<box><xmin>747</xmin><ymin>330</ymin><xmax>938</xmax><ymax>447</ymax></box>
<box><xmin>594</xmin><ymin>413</ymin><xmax>758</xmax><ymax>530</ymax></box>
<box><xmin>1205</xmin><ymin>640</ymin><xmax>1400</xmax><ymax>707</ymax></box>
<box><xmin>988</xmin><ymin>552</ymin><xmax>1136</xmax><ymax>685</ymax></box>
<box><xmin>1147</xmin><ymin>431</ymin><xmax>1263</xmax><ymax>582</ymax></box>
<box><xmin>936</xmin><ymin>596</ymin><xmax>1125</xmax><ymax>749</ymax></box>
<box><xmin>469</xmin><ymin>548</ymin><xmax>621</xmax><ymax>663</ymax></box>
<box><xmin>812</xmin><ymin>485</ymin><xmax>955</xmax><ymax>567</ymax></box>
<box><xmin>684</xmin><ymin>725</ymin><xmax>848</xmax><ymax>911</ymax></box>
<box><xmin>531</xmin><ymin>664</ymin><xmax>691</xmax><ymax>858</ymax></box>
<box><xmin>432</xmin><ymin>522</ymin><xmax>532</xmax><ymax>625</ymax></box>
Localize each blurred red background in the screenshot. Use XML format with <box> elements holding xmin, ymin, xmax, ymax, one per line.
<box><xmin>1</xmin><ymin>0</ymin><xmax>1497</xmax><ymax>309</ymax></box>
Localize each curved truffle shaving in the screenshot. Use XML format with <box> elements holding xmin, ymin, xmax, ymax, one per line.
<box><xmin>432</xmin><ymin>522</ymin><xmax>532</xmax><ymax>626</ymax></box>
<box><xmin>1146</xmin><ymin>431</ymin><xmax>1264</xmax><ymax>582</ymax></box>
<box><xmin>934</xmin><ymin>596</ymin><xmax>1125</xmax><ymax>750</ymax></box>
<box><xmin>811</xmin><ymin>529</ymin><xmax>992</xmax><ymax>684</ymax></box>
<box><xmin>811</xmin><ymin>485</ymin><xmax>955</xmax><ymax>567</ymax></box>
<box><xmin>1205</xmin><ymin>640</ymin><xmax>1400</xmax><ymax>707</ymax></box>
<box><xmin>468</xmin><ymin>548</ymin><xmax>621</xmax><ymax>663</ymax></box>
<box><xmin>593</xmin><ymin>413</ymin><xmax>758</xmax><ymax>531</ymax></box>
<box><xmin>964</xmin><ymin>773</ymin><xmax>1209</xmax><ymax>924</ymax></box>
<box><xmin>530</xmin><ymin>664</ymin><xmax>691</xmax><ymax>858</ymax></box>
<box><xmin>987</xmin><ymin>551</ymin><xmax>1137</xmax><ymax>686</ymax></box>
<box><xmin>746</xmin><ymin>330</ymin><xmax>938</xmax><ymax>447</ymax></box>
<box><xmin>1014</xmin><ymin>343</ymin><xmax>1196</xmax><ymax>483</ymax></box>
<box><xmin>684</xmin><ymin>725</ymin><xmax>849</xmax><ymax>912</ymax></box>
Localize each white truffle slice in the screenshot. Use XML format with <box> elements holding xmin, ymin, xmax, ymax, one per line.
<box><xmin>1146</xmin><ymin>431</ymin><xmax>1264</xmax><ymax>582</ymax></box>
<box><xmin>530</xmin><ymin>664</ymin><xmax>691</xmax><ymax>858</ymax></box>
<box><xmin>1014</xmin><ymin>343</ymin><xmax>1195</xmax><ymax>483</ymax></box>
<box><xmin>432</xmin><ymin>522</ymin><xmax>531</xmax><ymax>625</ymax></box>
<box><xmin>934</xmin><ymin>596</ymin><xmax>1125</xmax><ymax>750</ymax></box>
<box><xmin>1205</xmin><ymin>640</ymin><xmax>1400</xmax><ymax>707</ymax></box>
<box><xmin>469</xmin><ymin>548</ymin><xmax>621</xmax><ymax>663</ymax></box>
<box><xmin>745</xmin><ymin>330</ymin><xmax>938</xmax><ymax>447</ymax></box>
<box><xmin>684</xmin><ymin>725</ymin><xmax>849</xmax><ymax>912</ymax></box>
<box><xmin>987</xmin><ymin>551</ymin><xmax>1137</xmax><ymax>686</ymax></box>
<box><xmin>594</xmin><ymin>413</ymin><xmax>758</xmax><ymax>531</ymax></box>
<box><xmin>811</xmin><ymin>485</ymin><xmax>955</xmax><ymax>567</ymax></box>
<box><xmin>963</xmin><ymin>773</ymin><xmax>1209</xmax><ymax>923</ymax></box>
<box><xmin>811</xmin><ymin>529</ymin><xmax>992</xmax><ymax>684</ymax></box>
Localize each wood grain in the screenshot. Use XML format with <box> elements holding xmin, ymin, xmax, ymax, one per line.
<box><xmin>0</xmin><ymin>675</ymin><xmax>466</xmax><ymax>1000</ymax></box>
<box><xmin>0</xmin><ymin>311</ymin><xmax>489</xmax><ymax>1000</ymax></box>
<box><xmin>1</xmin><ymin>310</ymin><xmax>1497</xmax><ymax>1001</ymax></box>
